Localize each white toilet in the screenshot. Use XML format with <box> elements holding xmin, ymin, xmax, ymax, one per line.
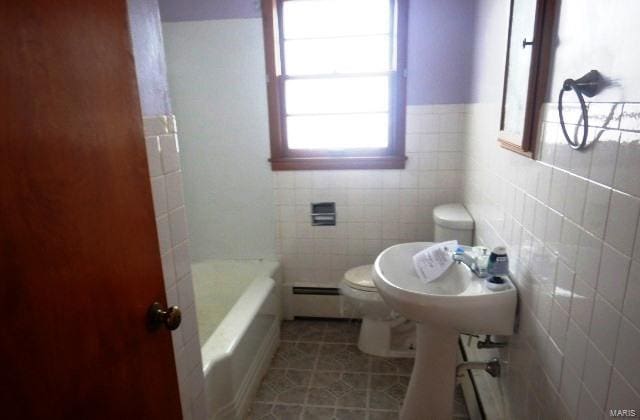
<box><xmin>340</xmin><ymin>203</ymin><xmax>474</xmax><ymax>357</ymax></box>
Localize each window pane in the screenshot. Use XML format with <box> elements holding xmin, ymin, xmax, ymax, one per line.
<box><xmin>287</xmin><ymin>113</ymin><xmax>389</xmax><ymax>149</ymax></box>
<box><xmin>285</xmin><ymin>36</ymin><xmax>391</xmax><ymax>75</ymax></box>
<box><xmin>286</xmin><ymin>77</ymin><xmax>389</xmax><ymax>115</ymax></box>
<box><xmin>283</xmin><ymin>0</ymin><xmax>390</xmax><ymax>39</ymax></box>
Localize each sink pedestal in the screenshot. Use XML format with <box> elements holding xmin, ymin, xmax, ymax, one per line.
<box><xmin>400</xmin><ymin>323</ymin><xmax>458</xmax><ymax>420</ymax></box>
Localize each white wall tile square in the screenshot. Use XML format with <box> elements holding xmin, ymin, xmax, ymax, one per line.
<box><xmin>559</xmin><ymin>219</ymin><xmax>581</xmax><ymax>269</ymax></box>
<box><xmin>613</xmin><ymin>318</ymin><xmax>640</xmax><ymax>393</ymax></box>
<box><xmin>588</xmin><ymin>130</ymin><xmax>620</xmax><ymax>187</ymax></box>
<box><xmin>173</xmin><ymin>241</ymin><xmax>191</xmax><ymax>279</ymax></box>
<box><xmin>577</xmin><ymin>384</ymin><xmax>603</xmax><ymax>420</ymax></box>
<box><xmin>569</xmin><ymin>144</ymin><xmax>593</xmax><ymax>179</ymax></box>
<box><xmin>570</xmin><ymin>277</ymin><xmax>596</xmax><ymax>333</ymax></box>
<box><xmin>533</xmin><ymin>201</ymin><xmax>548</xmax><ymax>240</ymax></box>
<box><xmin>543</xmin><ymin>338</ymin><xmax>564</xmax><ymax>388</ymax></box>
<box><xmin>169</xmin><ymin>207</ymin><xmax>189</xmax><ymax>246</ymax></box>
<box><xmin>620</xmin><ymin>103</ymin><xmax>640</xmax><ymax>132</ymax></box>
<box><xmin>156</xmin><ymin>215</ymin><xmax>171</xmax><ymax>255</ymax></box>
<box><xmin>597</xmin><ymin>244</ymin><xmax>631</xmax><ymax>310</ymax></box>
<box><xmin>560</xmin><ymin>362</ymin><xmax>582</xmax><ymax>417</ymax></box>
<box><xmin>575</xmin><ymin>230</ymin><xmax>602</xmax><ymax>289</ymax></box>
<box><xmin>145</xmin><ymin>136</ymin><xmax>163</xmax><ymax>177</ymax></box>
<box><xmin>165</xmin><ymin>171</ymin><xmax>186</xmax><ymax>211</ymax></box>
<box><xmin>554</xmin><ymin>260</ymin><xmax>575</xmax><ymax>313</ymax></box>
<box><xmin>635</xmin><ymin>222</ymin><xmax>640</xmax><ymax>263</ymax></box>
<box><xmin>582</xmin><ymin>340</ymin><xmax>613</xmax><ymax>409</ymax></box>
<box><xmin>143</xmin><ymin>115</ymin><xmax>169</xmax><ymax>137</ymax></box>
<box><xmin>606</xmin><ymin>370</ymin><xmax>640</xmax><ymax>416</ymax></box>
<box><xmin>605</xmin><ymin>190</ymin><xmax>640</xmax><ymax>256</ymax></box>
<box><xmin>538</xmin><ymin>123</ymin><xmax>557</xmax><ymax>164</ymax></box>
<box><xmin>150</xmin><ymin>176</ymin><xmax>168</xmax><ymax>215</ymax></box>
<box><xmin>179</xmin><ymin>302</ymin><xmax>199</xmax><ymax>344</ymax></box>
<box><xmin>554</xmin><ymin>141</ymin><xmax>573</xmax><ymax>172</ymax></box>
<box><xmin>623</xmin><ymin>261</ymin><xmax>640</xmax><ymax>328</ymax></box>
<box><xmin>549</xmin><ymin>168</ymin><xmax>569</xmax><ymax>212</ymax></box>
<box><xmin>564</xmin><ymin>174</ymin><xmax>587</xmax><ymax>224</ymax></box>
<box><xmin>582</xmin><ymin>182</ymin><xmax>611</xmax><ymax>239</ymax></box>
<box><xmin>161</xmin><ymin>252</ymin><xmax>176</xmax><ymax>289</ymax></box>
<box><xmin>549</xmin><ymin>301</ymin><xmax>570</xmax><ymax>350</ymax></box>
<box><xmin>535</xmin><ymin>164</ymin><xmax>553</xmax><ymax>203</ymax></box>
<box><xmin>159</xmin><ymin>133</ymin><xmax>181</xmax><ymax>174</ymax></box>
<box><xmin>588</xmin><ymin>294</ymin><xmax>621</xmax><ymax>362</ymax></box>
<box><xmin>564</xmin><ymin>319</ymin><xmax>588</xmax><ymax>377</ymax></box>
<box><xmin>545</xmin><ymin>208</ymin><xmax>564</xmax><ymax>255</ymax></box>
<box><xmin>522</xmin><ymin>195</ymin><xmax>536</xmax><ymax>232</ymax></box>
<box><xmin>177</xmin><ymin>274</ymin><xmax>196</xmax><ymax>311</ymax></box>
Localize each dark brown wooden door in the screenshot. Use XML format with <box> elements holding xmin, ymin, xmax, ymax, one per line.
<box><xmin>0</xmin><ymin>2</ymin><xmax>182</xmax><ymax>419</ymax></box>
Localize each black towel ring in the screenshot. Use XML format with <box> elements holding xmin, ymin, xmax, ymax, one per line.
<box><xmin>558</xmin><ymin>70</ymin><xmax>604</xmax><ymax>150</ymax></box>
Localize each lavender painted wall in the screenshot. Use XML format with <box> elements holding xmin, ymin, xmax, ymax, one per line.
<box><xmin>406</xmin><ymin>0</ymin><xmax>475</xmax><ymax>105</ymax></box>
<box><xmin>127</xmin><ymin>0</ymin><xmax>172</xmax><ymax>115</ymax></box>
<box><xmin>159</xmin><ymin>0</ymin><xmax>475</xmax><ymax>105</ymax></box>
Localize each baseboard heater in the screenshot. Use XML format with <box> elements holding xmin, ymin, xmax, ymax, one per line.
<box><xmin>292</xmin><ymin>286</ymin><xmax>340</xmax><ymax>296</ymax></box>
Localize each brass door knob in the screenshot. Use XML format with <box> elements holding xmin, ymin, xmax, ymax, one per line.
<box><xmin>148</xmin><ymin>302</ymin><xmax>182</xmax><ymax>331</ymax></box>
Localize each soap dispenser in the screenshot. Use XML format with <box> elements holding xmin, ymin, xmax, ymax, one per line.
<box><xmin>486</xmin><ymin>246</ymin><xmax>509</xmax><ymax>291</ymax></box>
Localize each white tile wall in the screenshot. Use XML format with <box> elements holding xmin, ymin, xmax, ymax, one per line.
<box><xmin>463</xmin><ymin>102</ymin><xmax>640</xmax><ymax>418</ymax></box>
<box><xmin>143</xmin><ymin>115</ymin><xmax>205</xmax><ymax>420</ymax></box>
<box><xmin>274</xmin><ymin>104</ymin><xmax>465</xmax><ymax>288</ymax></box>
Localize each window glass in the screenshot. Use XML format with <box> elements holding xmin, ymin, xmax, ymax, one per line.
<box><xmin>282</xmin><ymin>0</ymin><xmax>390</xmax><ymax>40</ymax></box>
<box><xmin>284</xmin><ymin>36</ymin><xmax>391</xmax><ymax>75</ymax></box>
<box><xmin>287</xmin><ymin>114</ymin><xmax>389</xmax><ymax>150</ymax></box>
<box><xmin>285</xmin><ymin>77</ymin><xmax>389</xmax><ymax>115</ymax></box>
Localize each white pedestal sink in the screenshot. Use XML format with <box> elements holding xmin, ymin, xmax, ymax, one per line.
<box><xmin>373</xmin><ymin>242</ymin><xmax>517</xmax><ymax>420</ymax></box>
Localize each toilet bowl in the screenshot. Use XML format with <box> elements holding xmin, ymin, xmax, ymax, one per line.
<box><xmin>340</xmin><ymin>203</ymin><xmax>474</xmax><ymax>358</ymax></box>
<box><xmin>340</xmin><ymin>265</ymin><xmax>416</xmax><ymax>358</ymax></box>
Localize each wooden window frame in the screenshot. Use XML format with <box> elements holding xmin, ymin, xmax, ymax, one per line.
<box><xmin>498</xmin><ymin>0</ymin><xmax>556</xmax><ymax>158</ymax></box>
<box><xmin>261</xmin><ymin>0</ymin><xmax>409</xmax><ymax>171</ymax></box>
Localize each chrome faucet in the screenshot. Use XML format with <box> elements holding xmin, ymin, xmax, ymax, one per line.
<box><xmin>452</xmin><ymin>247</ymin><xmax>489</xmax><ymax>278</ymax></box>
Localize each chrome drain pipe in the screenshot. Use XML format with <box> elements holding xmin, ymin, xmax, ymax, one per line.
<box><xmin>456</xmin><ymin>357</ymin><xmax>501</xmax><ymax>378</ymax></box>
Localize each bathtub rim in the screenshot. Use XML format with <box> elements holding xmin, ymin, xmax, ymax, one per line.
<box><xmin>200</xmin><ymin>275</ymin><xmax>276</xmax><ymax>374</ymax></box>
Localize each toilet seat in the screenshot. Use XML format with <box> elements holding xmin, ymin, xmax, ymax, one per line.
<box><xmin>344</xmin><ymin>265</ymin><xmax>377</xmax><ymax>292</ymax></box>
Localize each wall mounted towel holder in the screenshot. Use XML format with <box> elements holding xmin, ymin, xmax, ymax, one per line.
<box><xmin>558</xmin><ymin>69</ymin><xmax>605</xmax><ymax>150</ymax></box>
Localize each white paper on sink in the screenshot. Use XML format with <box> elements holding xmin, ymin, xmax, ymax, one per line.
<box><xmin>413</xmin><ymin>240</ymin><xmax>458</xmax><ymax>284</ymax></box>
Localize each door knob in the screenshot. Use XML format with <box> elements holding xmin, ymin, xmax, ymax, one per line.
<box><xmin>148</xmin><ymin>302</ymin><xmax>182</xmax><ymax>331</ymax></box>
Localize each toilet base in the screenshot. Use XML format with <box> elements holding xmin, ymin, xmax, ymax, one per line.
<box><xmin>357</xmin><ymin>317</ymin><xmax>416</xmax><ymax>358</ymax></box>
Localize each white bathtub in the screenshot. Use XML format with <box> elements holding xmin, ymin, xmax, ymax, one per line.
<box><xmin>192</xmin><ymin>259</ymin><xmax>281</xmax><ymax>420</ymax></box>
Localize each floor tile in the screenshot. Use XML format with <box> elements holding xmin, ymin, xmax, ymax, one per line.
<box><xmin>335</xmin><ymin>408</ymin><xmax>367</xmax><ymax>419</ymax></box>
<box><xmin>282</xmin><ymin>319</ymin><xmax>328</xmax><ymax>342</ymax></box>
<box><xmin>367</xmin><ymin>410</ymin><xmax>400</xmax><ymax>420</ymax></box>
<box><xmin>302</xmin><ymin>406</ymin><xmax>335</xmax><ymax>419</ymax></box>
<box><xmin>248</xmin><ymin>319</ymin><xmax>470</xmax><ymax>420</ymax></box>
<box><xmin>324</xmin><ymin>321</ymin><xmax>361</xmax><ymax>344</ymax></box>
<box><xmin>272</xmin><ymin>342</ymin><xmax>320</xmax><ymax>370</ymax></box>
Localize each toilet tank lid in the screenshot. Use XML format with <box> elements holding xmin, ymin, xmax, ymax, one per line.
<box><xmin>433</xmin><ymin>204</ymin><xmax>474</xmax><ymax>230</ymax></box>
<box><xmin>344</xmin><ymin>265</ymin><xmax>376</xmax><ymax>292</ymax></box>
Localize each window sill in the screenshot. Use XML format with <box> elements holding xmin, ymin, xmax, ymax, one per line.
<box><xmin>270</xmin><ymin>155</ymin><xmax>407</xmax><ymax>171</ymax></box>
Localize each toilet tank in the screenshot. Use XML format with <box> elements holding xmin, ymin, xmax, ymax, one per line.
<box><xmin>433</xmin><ymin>204</ymin><xmax>474</xmax><ymax>245</ymax></box>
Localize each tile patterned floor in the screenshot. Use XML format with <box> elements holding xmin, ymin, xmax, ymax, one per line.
<box><xmin>247</xmin><ymin>319</ymin><xmax>470</xmax><ymax>420</ymax></box>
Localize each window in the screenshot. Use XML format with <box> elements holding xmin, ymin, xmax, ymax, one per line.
<box><xmin>262</xmin><ymin>0</ymin><xmax>408</xmax><ymax>170</ymax></box>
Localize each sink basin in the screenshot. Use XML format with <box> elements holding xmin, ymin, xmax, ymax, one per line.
<box><xmin>373</xmin><ymin>242</ymin><xmax>517</xmax><ymax>335</ymax></box>
<box><xmin>372</xmin><ymin>242</ymin><xmax>517</xmax><ymax>420</ymax></box>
